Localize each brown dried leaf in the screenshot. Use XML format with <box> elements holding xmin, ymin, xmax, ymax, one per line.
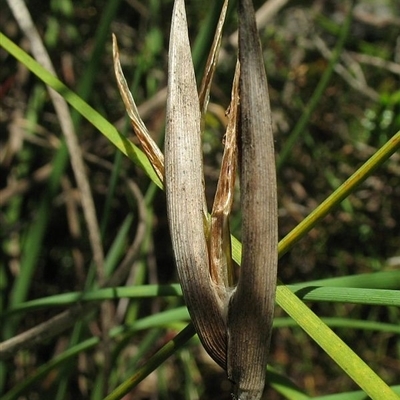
<box><xmin>198</xmin><ymin>0</ymin><xmax>230</xmax><ymax>116</ymax></box>
<box><xmin>112</xmin><ymin>34</ymin><xmax>165</xmax><ymax>183</ymax></box>
<box><xmin>209</xmin><ymin>61</ymin><xmax>240</xmax><ymax>294</ymax></box>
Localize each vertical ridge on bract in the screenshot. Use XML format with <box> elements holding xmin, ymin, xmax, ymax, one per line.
<box><xmin>165</xmin><ymin>0</ymin><xmax>228</xmax><ymax>369</ymax></box>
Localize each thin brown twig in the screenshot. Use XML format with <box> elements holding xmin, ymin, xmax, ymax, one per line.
<box><xmin>348</xmin><ymin>51</ymin><xmax>400</xmax><ymax>75</ymax></box>
<box><xmin>6</xmin><ymin>0</ymin><xmax>106</xmax><ymax>280</ymax></box>
<box><xmin>6</xmin><ymin>1</ymin><xmax>111</xmax><ymax>387</ymax></box>
<box><xmin>0</xmin><ymin>163</ymin><xmax>52</xmax><ymax>207</ymax></box>
<box><xmin>313</xmin><ymin>35</ymin><xmax>379</xmax><ymax>101</ymax></box>
<box><xmin>0</xmin><ymin>304</ymin><xmax>96</xmax><ymax>360</ymax></box>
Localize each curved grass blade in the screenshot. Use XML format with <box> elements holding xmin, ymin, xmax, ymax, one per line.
<box><xmin>277</xmin><ymin>130</ymin><xmax>400</xmax><ymax>257</ymax></box>
<box><xmin>0</xmin><ymin>32</ymin><xmax>162</xmax><ymax>189</ymax></box>
<box><xmin>113</xmin><ymin>34</ymin><xmax>165</xmax><ymax>183</ymax></box>
<box><xmin>198</xmin><ymin>0</ymin><xmax>229</xmax><ymax>115</ymax></box>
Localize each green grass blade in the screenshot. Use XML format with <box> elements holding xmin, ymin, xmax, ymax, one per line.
<box><xmin>273</xmin><ymin>317</ymin><xmax>400</xmax><ymax>334</ymax></box>
<box><xmin>312</xmin><ymin>385</ymin><xmax>400</xmax><ymax>400</ymax></box>
<box><xmin>5</xmin><ymin>285</ymin><xmax>399</xmax><ymax>316</ymax></box>
<box><xmin>103</xmin><ymin>324</ymin><xmax>196</xmax><ymax>400</ymax></box>
<box><xmin>3</xmin><ymin>142</ymin><xmax>67</xmax><ymax>338</ymax></box>
<box><xmin>296</xmin><ymin>271</ymin><xmax>400</xmax><ymax>289</ymax></box>
<box><xmin>1</xmin><ymin>307</ymin><xmax>190</xmax><ymax>400</ymax></box>
<box><xmin>104</xmin><ymin>214</ymin><xmax>134</xmax><ymax>278</ymax></box>
<box><xmin>268</xmin><ymin>367</ymin><xmax>310</xmax><ymax>400</ymax></box>
<box><xmin>290</xmin><ymin>286</ymin><xmax>400</xmax><ymax>307</ymax></box>
<box><xmin>0</xmin><ymin>32</ymin><xmax>162</xmax><ymax>189</ymax></box>
<box><xmin>276</xmin><ymin>130</ymin><xmax>400</xmax><ymax>257</ymax></box>
<box><xmin>277</xmin><ymin>284</ymin><xmax>399</xmax><ymax>400</ymax></box>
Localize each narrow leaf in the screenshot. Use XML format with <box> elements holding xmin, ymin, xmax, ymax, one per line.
<box><xmin>198</xmin><ymin>0</ymin><xmax>230</xmax><ymax>115</ymax></box>
<box><xmin>113</xmin><ymin>34</ymin><xmax>165</xmax><ymax>182</ymax></box>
